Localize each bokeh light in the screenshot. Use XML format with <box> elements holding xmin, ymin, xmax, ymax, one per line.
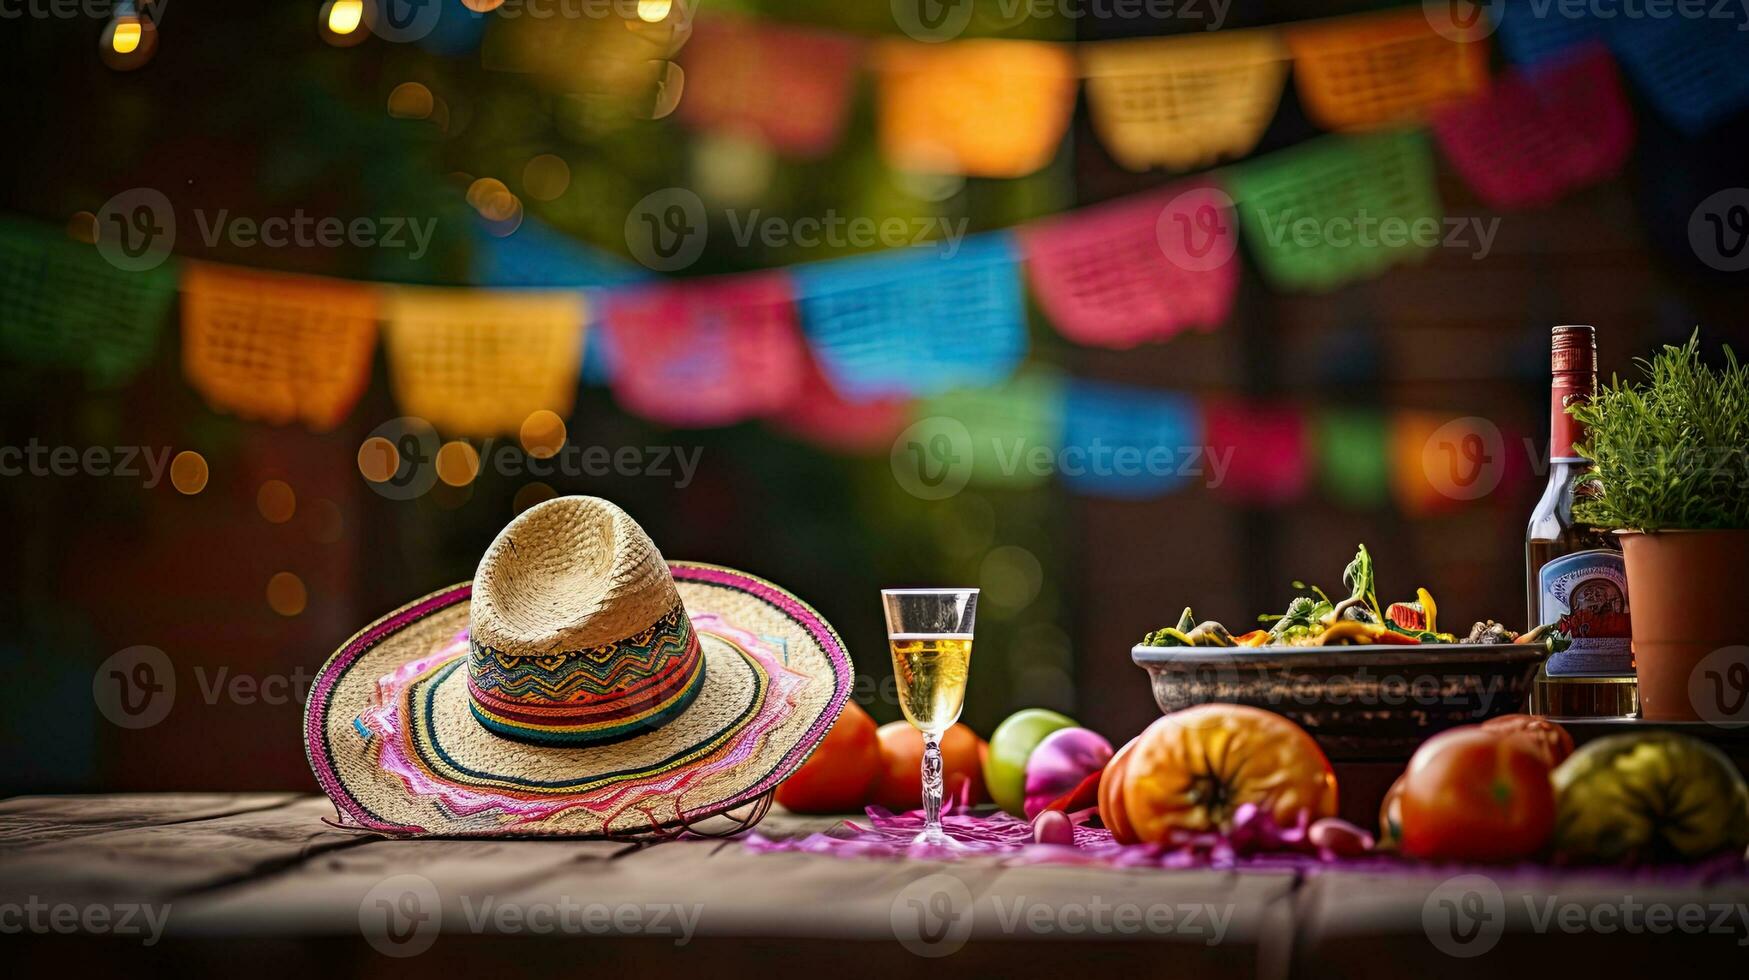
<box><xmin>357</xmin><ymin>436</ymin><xmax>399</xmax><ymax>484</ymax></box>
<box><xmin>513</xmin><ymin>482</ymin><xmax>556</xmax><ymax>515</ymax></box>
<box><xmin>110</xmin><ymin>19</ymin><xmax>141</xmax><ymax>54</ymax></box>
<box><xmin>320</xmin><ymin>0</ymin><xmax>367</xmax><ymax>47</ymax></box>
<box><xmin>435</xmin><ymin>441</ymin><xmax>481</xmax><ymax>487</ymax></box>
<box><xmin>387</xmin><ymin>82</ymin><xmax>435</xmax><ymax>120</ymax></box>
<box><xmin>519</xmin><ymin>409</ymin><xmax>567</xmax><ymax>460</ymax></box>
<box><xmin>266</xmin><ymin>572</ymin><xmax>308</xmax><ymax>617</ymax></box>
<box><xmin>522</xmin><ymin>154</ymin><xmax>571</xmax><ymax>202</ymax></box>
<box><xmin>170</xmin><ymin>451</ymin><xmax>208</xmax><ymax>495</ymax></box>
<box><xmin>462</xmin><ymin>0</ymin><xmax>505</xmax><ymax>10</ymax></box>
<box><xmin>980</xmin><ymin>544</ymin><xmax>1044</xmax><ymax>609</ymax></box>
<box><xmin>637</xmin><ymin>0</ymin><xmax>673</xmax><ymax>23</ymax></box>
<box><xmin>99</xmin><ymin>16</ymin><xmax>156</xmax><ymax>70</ymax></box>
<box><xmin>256</xmin><ymin>480</ymin><xmax>296</xmax><ymax>524</ymax></box>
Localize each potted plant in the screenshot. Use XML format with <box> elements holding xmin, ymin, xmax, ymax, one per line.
<box><xmin>1568</xmin><ymin>333</ymin><xmax>1749</xmax><ymax>721</ymax></box>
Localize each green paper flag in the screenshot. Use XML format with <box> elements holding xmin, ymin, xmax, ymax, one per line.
<box><xmin>910</xmin><ymin>370</ymin><xmax>1066</xmax><ymax>489</ymax></box>
<box><xmin>1315</xmin><ymin>408</ymin><xmax>1390</xmax><ymax>508</ymax></box>
<box><xmin>1228</xmin><ymin>131</ymin><xmax>1441</xmax><ymax>292</ymax></box>
<box><xmin>0</xmin><ymin>220</ymin><xmax>177</xmax><ymax>387</ymax></box>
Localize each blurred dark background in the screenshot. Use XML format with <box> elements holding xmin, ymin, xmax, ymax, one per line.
<box><xmin>1</xmin><ymin>0</ymin><xmax>1746</xmax><ymax>794</ymax></box>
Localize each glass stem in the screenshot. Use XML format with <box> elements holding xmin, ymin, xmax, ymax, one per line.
<box><xmin>921</xmin><ymin>730</ymin><xmax>946</xmax><ymax>841</ymax></box>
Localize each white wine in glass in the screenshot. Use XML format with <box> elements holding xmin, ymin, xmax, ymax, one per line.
<box><xmin>880</xmin><ymin>589</ymin><xmax>978</xmax><ymax>848</ymax></box>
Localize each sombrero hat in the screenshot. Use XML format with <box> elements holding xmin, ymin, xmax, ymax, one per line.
<box><xmin>304</xmin><ymin>495</ymin><xmax>853</xmax><ymax>837</ymax></box>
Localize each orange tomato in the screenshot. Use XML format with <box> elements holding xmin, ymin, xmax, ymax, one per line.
<box><xmin>871</xmin><ymin>721</ymin><xmax>987</xmax><ymax>811</ymax></box>
<box><xmin>1119</xmin><ymin>705</ymin><xmax>1337</xmax><ymax>841</ymax></box>
<box><xmin>1399</xmin><ymin>725</ymin><xmax>1555</xmax><ymax>863</ymax></box>
<box><xmin>1481</xmin><ymin>714</ymin><xmax>1574</xmax><ymax>767</ymax></box>
<box><xmin>1098</xmin><ymin>736</ymin><xmax>1141</xmax><ymax>844</ymax></box>
<box><xmin>775</xmin><ymin>700</ymin><xmax>881</xmax><ymax>813</ymax></box>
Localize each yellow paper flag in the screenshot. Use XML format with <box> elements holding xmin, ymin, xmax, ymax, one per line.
<box><xmin>181</xmin><ymin>262</ymin><xmax>379</xmax><ymax>431</ymax></box>
<box><xmin>876</xmin><ymin>39</ymin><xmax>1078</xmax><ymax>178</ymax></box>
<box><xmin>1083</xmin><ymin>30</ymin><xmax>1289</xmax><ymax>172</ymax></box>
<box><xmin>1288</xmin><ymin>7</ymin><xmax>1489</xmax><ymax>132</ymax></box>
<box><xmin>383</xmin><ymin>287</ymin><xmax>586</xmax><ymax>438</ymax></box>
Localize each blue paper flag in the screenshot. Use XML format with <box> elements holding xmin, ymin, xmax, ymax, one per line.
<box><xmin>1493</xmin><ymin>0</ymin><xmax>1602</xmax><ymax>66</ymax></box>
<box><xmin>1060</xmin><ymin>380</ymin><xmax>1201</xmax><ymax>499</ymax></box>
<box><xmin>470</xmin><ymin>216</ymin><xmax>650</xmax><ymax>290</ymax></box>
<box><xmin>1603</xmin><ymin>15</ymin><xmax>1749</xmax><ymax>134</ymax></box>
<box><xmin>791</xmin><ymin>233</ymin><xmax>1029</xmax><ymax>401</ymax></box>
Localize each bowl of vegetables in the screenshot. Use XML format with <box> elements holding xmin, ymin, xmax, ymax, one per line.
<box><xmin>1132</xmin><ymin>546</ymin><xmax>1557</xmax><ymax>758</ymax></box>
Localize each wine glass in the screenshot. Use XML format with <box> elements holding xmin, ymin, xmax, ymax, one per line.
<box><xmin>879</xmin><ymin>588</ymin><xmax>978</xmax><ymax>847</ymax></box>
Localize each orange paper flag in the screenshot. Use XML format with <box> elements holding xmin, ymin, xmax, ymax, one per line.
<box><xmin>1082</xmin><ymin>31</ymin><xmax>1289</xmax><ymax>172</ymax></box>
<box><xmin>181</xmin><ymin>262</ymin><xmax>379</xmax><ymax>431</ymax></box>
<box><xmin>1288</xmin><ymin>6</ymin><xmax>1490</xmax><ymax>132</ymax></box>
<box><xmin>875</xmin><ymin>39</ymin><xmax>1077</xmax><ymax>178</ymax></box>
<box><xmin>383</xmin><ymin>287</ymin><xmax>586</xmax><ymax>438</ymax></box>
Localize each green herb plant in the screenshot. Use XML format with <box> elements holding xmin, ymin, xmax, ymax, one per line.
<box><xmin>1569</xmin><ymin>332</ymin><xmax>1749</xmax><ymax>531</ymax></box>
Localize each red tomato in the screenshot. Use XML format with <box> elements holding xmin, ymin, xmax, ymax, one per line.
<box><xmin>1399</xmin><ymin>726</ymin><xmax>1555</xmax><ymax>863</ymax></box>
<box><xmin>871</xmin><ymin>722</ymin><xmax>987</xmax><ymax>811</ymax></box>
<box><xmin>775</xmin><ymin>701</ymin><xmax>881</xmax><ymax>813</ymax></box>
<box><xmin>1119</xmin><ymin>705</ymin><xmax>1338</xmax><ymax>841</ymax></box>
<box><xmin>1481</xmin><ymin>714</ymin><xmax>1574</xmax><ymax>767</ymax></box>
<box><xmin>1098</xmin><ymin>736</ymin><xmax>1141</xmax><ymax>844</ymax></box>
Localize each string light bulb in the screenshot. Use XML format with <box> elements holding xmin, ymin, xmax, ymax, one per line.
<box><xmin>99</xmin><ymin>4</ymin><xmax>157</xmax><ymax>70</ymax></box>
<box><xmin>111</xmin><ymin>18</ymin><xmax>142</xmax><ymax>54</ymax></box>
<box><xmin>636</xmin><ymin>0</ymin><xmax>672</xmax><ymax>23</ymax></box>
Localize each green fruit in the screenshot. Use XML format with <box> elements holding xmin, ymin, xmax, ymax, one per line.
<box><xmin>1552</xmin><ymin>732</ymin><xmax>1749</xmax><ymax>865</ymax></box>
<box><xmin>984</xmin><ymin>708</ymin><xmax>1076</xmax><ymax>817</ymax></box>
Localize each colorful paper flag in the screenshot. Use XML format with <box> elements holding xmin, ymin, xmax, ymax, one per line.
<box><xmin>1314</xmin><ymin>408</ymin><xmax>1390</xmax><ymax>508</ymax></box>
<box><xmin>1287</xmin><ymin>6</ymin><xmax>1489</xmax><ymax>132</ymax></box>
<box><xmin>1433</xmin><ymin>44</ymin><xmax>1633</xmax><ymax>210</ymax></box>
<box><xmin>181</xmin><ymin>262</ymin><xmax>378</xmax><ymax>431</ymax></box>
<box><xmin>1021</xmin><ymin>183</ymin><xmax>1238</xmax><ymax>348</ymax></box>
<box><xmin>599</xmin><ymin>273</ymin><xmax>808</xmax><ymax>428</ymax></box>
<box><xmin>676</xmin><ymin>13</ymin><xmax>862</xmax><ymax>158</ymax></box>
<box><xmin>1060</xmin><ymin>380</ymin><xmax>1201</xmax><ymax>499</ymax></box>
<box><xmin>1228</xmin><ymin>131</ymin><xmax>1442</xmax><ymax>292</ymax></box>
<box><xmin>1081</xmin><ymin>31</ymin><xmax>1288</xmax><ymax>172</ymax></box>
<box><xmin>1203</xmin><ymin>401</ymin><xmax>1310</xmax><ymax>505</ymax></box>
<box><xmin>1603</xmin><ymin>14</ymin><xmax>1749</xmax><ymax>135</ymax></box>
<box><xmin>0</xmin><ymin>219</ymin><xmax>175</xmax><ymax>387</ymax></box>
<box><xmin>911</xmin><ymin>371</ymin><xmax>1066</xmax><ymax>489</ymax></box>
<box><xmin>382</xmin><ymin>287</ymin><xmax>587</xmax><ymax>437</ymax></box>
<box><xmin>792</xmin><ymin>234</ymin><xmax>1029</xmax><ymax>401</ymax></box>
<box><xmin>1493</xmin><ymin>0</ymin><xmax>1601</xmax><ymax>66</ymax></box>
<box><xmin>471</xmin><ymin>215</ymin><xmax>650</xmax><ymax>289</ymax></box>
<box><xmin>875</xmin><ymin>40</ymin><xmax>1077</xmax><ymax>178</ymax></box>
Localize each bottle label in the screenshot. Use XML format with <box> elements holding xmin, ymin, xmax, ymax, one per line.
<box><xmin>1539</xmin><ymin>549</ymin><xmax>1632</xmax><ymax>676</ymax></box>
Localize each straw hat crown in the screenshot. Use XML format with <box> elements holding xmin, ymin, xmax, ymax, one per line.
<box><xmin>470</xmin><ymin>496</ymin><xmax>682</xmax><ymax>657</ymax></box>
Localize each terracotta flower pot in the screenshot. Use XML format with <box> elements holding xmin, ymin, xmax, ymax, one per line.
<box><xmin>1619</xmin><ymin>529</ymin><xmax>1749</xmax><ymax>722</ymax></box>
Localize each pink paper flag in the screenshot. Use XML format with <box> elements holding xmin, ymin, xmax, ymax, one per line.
<box><xmin>1204</xmin><ymin>402</ymin><xmax>1310</xmax><ymax>505</ymax></box>
<box><xmin>600</xmin><ymin>273</ymin><xmax>808</xmax><ymax>428</ymax></box>
<box><xmin>1432</xmin><ymin>44</ymin><xmax>1633</xmax><ymax>210</ymax></box>
<box><xmin>1022</xmin><ymin>183</ymin><xmax>1239</xmax><ymax>348</ymax></box>
<box><xmin>768</xmin><ymin>353</ymin><xmax>910</xmax><ymax>454</ymax></box>
<box><xmin>676</xmin><ymin>14</ymin><xmax>862</xmax><ymax>158</ymax></box>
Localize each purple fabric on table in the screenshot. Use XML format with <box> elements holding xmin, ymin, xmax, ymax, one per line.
<box><xmin>746</xmin><ymin>803</ymin><xmax>1749</xmax><ymax>884</ymax></box>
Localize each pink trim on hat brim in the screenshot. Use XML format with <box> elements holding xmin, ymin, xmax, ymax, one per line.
<box><xmin>303</xmin><ymin>562</ymin><xmax>853</xmax><ymax>836</ymax></box>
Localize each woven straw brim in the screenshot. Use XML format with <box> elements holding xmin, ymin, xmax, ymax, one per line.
<box><xmin>304</xmin><ymin>562</ymin><xmax>852</xmax><ymax>837</ymax></box>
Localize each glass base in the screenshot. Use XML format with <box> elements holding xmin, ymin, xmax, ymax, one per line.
<box><xmin>912</xmin><ymin>828</ymin><xmax>963</xmax><ymax>849</ymax></box>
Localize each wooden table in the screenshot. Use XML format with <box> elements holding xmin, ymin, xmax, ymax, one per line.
<box><xmin>3</xmin><ymin>795</ymin><xmax>1746</xmax><ymax>978</ymax></box>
